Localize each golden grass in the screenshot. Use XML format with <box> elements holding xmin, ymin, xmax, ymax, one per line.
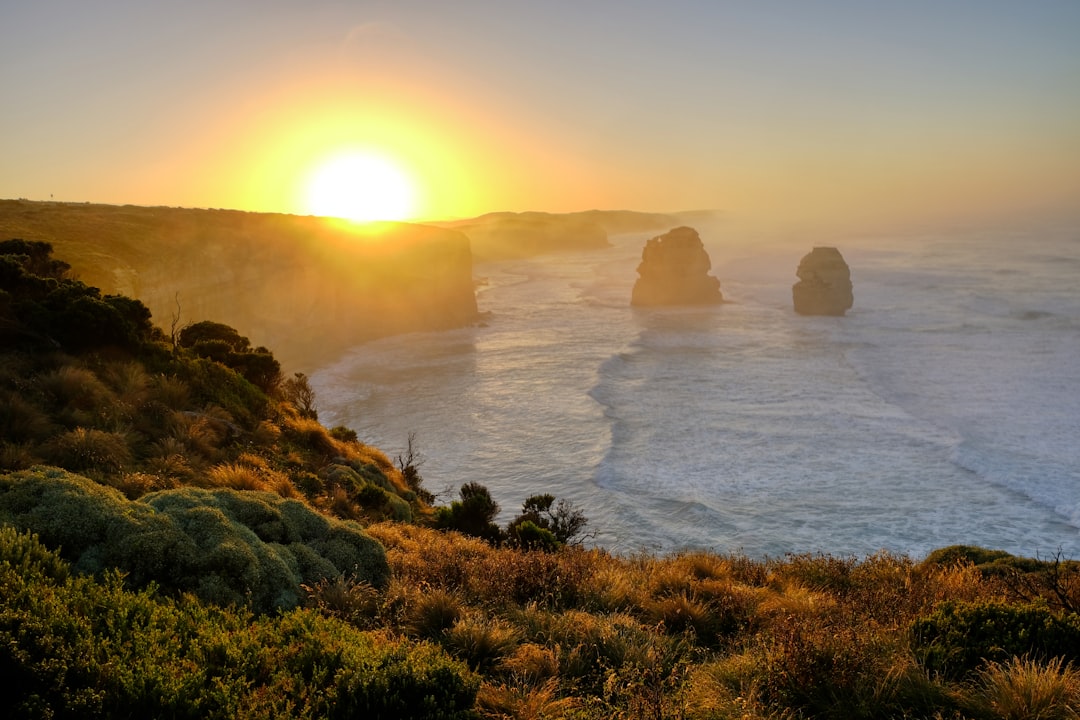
<box><xmin>964</xmin><ymin>656</ymin><xmax>1080</xmax><ymax>720</ymax></box>
<box><xmin>475</xmin><ymin>678</ymin><xmax>579</xmax><ymax>720</ymax></box>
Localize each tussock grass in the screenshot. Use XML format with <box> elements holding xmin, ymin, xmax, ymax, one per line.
<box><xmin>475</xmin><ymin>678</ymin><xmax>579</xmax><ymax>720</ymax></box>
<box><xmin>444</xmin><ymin>614</ymin><xmax>521</xmax><ymax>671</ymax></box>
<box><xmin>964</xmin><ymin>656</ymin><xmax>1080</xmax><ymax>720</ymax></box>
<box><xmin>42</xmin><ymin>427</ymin><xmax>133</xmax><ymax>473</ymax></box>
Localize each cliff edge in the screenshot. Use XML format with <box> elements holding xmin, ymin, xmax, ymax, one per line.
<box><xmin>0</xmin><ymin>200</ymin><xmax>478</xmax><ymax>370</ymax></box>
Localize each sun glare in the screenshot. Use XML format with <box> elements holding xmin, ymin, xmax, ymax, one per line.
<box><xmin>305</xmin><ymin>152</ymin><xmax>416</xmax><ymax>222</ymax></box>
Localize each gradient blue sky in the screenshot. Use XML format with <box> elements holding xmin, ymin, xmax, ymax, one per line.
<box><xmin>2</xmin><ymin>0</ymin><xmax>1078</xmax><ymax>228</ymax></box>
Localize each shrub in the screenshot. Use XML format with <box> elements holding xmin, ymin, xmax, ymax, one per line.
<box><xmin>0</xmin><ymin>550</ymin><xmax>479</xmax><ymax>719</ymax></box>
<box><xmin>505</xmin><ymin>493</ymin><xmax>589</xmax><ymax>548</ymax></box>
<box><xmin>0</xmin><ymin>468</ymin><xmax>390</xmax><ymax>613</ymax></box>
<box><xmin>506</xmin><ymin>519</ymin><xmax>559</xmax><ymax>552</ymax></box>
<box><xmin>436</xmin><ymin>482</ymin><xmax>503</xmax><ymax>544</ymax></box>
<box><xmin>0</xmin><ymin>525</ymin><xmax>69</xmax><ymax>583</ymax></box>
<box><xmin>912</xmin><ymin>600</ymin><xmax>1080</xmax><ymax>680</ymax></box>
<box><xmin>924</xmin><ymin>545</ymin><xmax>1015</xmax><ymax>569</ymax></box>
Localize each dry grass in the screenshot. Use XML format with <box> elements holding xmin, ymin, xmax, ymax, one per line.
<box><xmin>0</xmin><ymin>391</ymin><xmax>53</xmax><ymax>443</ymax></box>
<box><xmin>39</xmin><ymin>365</ymin><xmax>115</xmax><ymax>412</ymax></box>
<box><xmin>475</xmin><ymin>678</ymin><xmax>579</xmax><ymax>720</ymax></box>
<box><xmin>963</xmin><ymin>656</ymin><xmax>1080</xmax><ymax>720</ymax></box>
<box><xmin>443</xmin><ymin>614</ymin><xmax>521</xmax><ymax>671</ymax></box>
<box><xmin>204</xmin><ymin>462</ymin><xmax>267</xmax><ymax>491</ymax></box>
<box><xmin>106</xmin><ymin>471</ymin><xmax>174</xmax><ymax>499</ymax></box>
<box><xmin>302</xmin><ymin>575</ymin><xmax>380</xmax><ymax>627</ymax></box>
<box><xmin>407</xmin><ymin>588</ymin><xmax>466</xmax><ymax>639</ymax></box>
<box><xmin>41</xmin><ymin>427</ymin><xmax>132</xmax><ymax>473</ymax></box>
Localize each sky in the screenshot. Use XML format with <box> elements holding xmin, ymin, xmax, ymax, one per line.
<box><xmin>2</xmin><ymin>1</ymin><xmax>1079</xmax><ymax>230</ymax></box>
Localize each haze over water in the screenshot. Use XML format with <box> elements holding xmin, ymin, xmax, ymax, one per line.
<box><xmin>313</xmin><ymin>223</ymin><xmax>1080</xmax><ymax>559</ymax></box>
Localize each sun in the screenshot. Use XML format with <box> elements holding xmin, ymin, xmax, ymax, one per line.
<box><xmin>304</xmin><ymin>151</ymin><xmax>416</xmax><ymax>222</ymax></box>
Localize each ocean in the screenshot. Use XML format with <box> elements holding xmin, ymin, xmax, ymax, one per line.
<box><xmin>311</xmin><ymin>222</ymin><xmax>1080</xmax><ymax>559</ymax></box>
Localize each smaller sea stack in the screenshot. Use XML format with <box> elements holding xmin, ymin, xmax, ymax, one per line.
<box><xmin>631</xmin><ymin>226</ymin><xmax>723</xmax><ymax>306</ymax></box>
<box><xmin>792</xmin><ymin>246</ymin><xmax>854</xmax><ymax>316</ymax></box>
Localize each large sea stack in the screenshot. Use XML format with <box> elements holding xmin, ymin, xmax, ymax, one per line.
<box><xmin>792</xmin><ymin>246</ymin><xmax>854</xmax><ymax>316</ymax></box>
<box><xmin>631</xmin><ymin>226</ymin><xmax>723</xmax><ymax>306</ymax></box>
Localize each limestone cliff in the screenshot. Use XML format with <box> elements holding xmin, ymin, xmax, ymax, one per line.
<box><xmin>631</xmin><ymin>226</ymin><xmax>723</xmax><ymax>306</ymax></box>
<box><xmin>792</xmin><ymin>246</ymin><xmax>854</xmax><ymax>316</ymax></box>
<box><xmin>0</xmin><ymin>200</ymin><xmax>478</xmax><ymax>370</ymax></box>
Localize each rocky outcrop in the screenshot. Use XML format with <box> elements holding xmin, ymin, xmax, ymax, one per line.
<box><xmin>630</xmin><ymin>226</ymin><xmax>722</xmax><ymax>306</ymax></box>
<box><xmin>0</xmin><ymin>200</ymin><xmax>478</xmax><ymax>370</ymax></box>
<box><xmin>792</xmin><ymin>246</ymin><xmax>853</xmax><ymax>316</ymax></box>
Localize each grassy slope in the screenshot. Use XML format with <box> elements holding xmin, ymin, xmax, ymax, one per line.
<box><xmin>3</xmin><ymin>241</ymin><xmax>1080</xmax><ymax>718</ymax></box>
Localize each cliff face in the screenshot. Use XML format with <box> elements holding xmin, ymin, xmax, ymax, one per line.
<box><xmin>631</xmin><ymin>226</ymin><xmax>723</xmax><ymax>306</ymax></box>
<box><xmin>792</xmin><ymin>246</ymin><xmax>854</xmax><ymax>316</ymax></box>
<box><xmin>0</xmin><ymin>201</ymin><xmax>477</xmax><ymax>370</ymax></box>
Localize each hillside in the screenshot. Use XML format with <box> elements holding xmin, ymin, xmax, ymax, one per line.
<box><xmin>3</xmin><ymin>241</ymin><xmax>1080</xmax><ymax>718</ymax></box>
<box><xmin>0</xmin><ymin>200</ymin><xmax>478</xmax><ymax>371</ymax></box>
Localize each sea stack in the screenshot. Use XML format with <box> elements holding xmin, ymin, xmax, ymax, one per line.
<box><xmin>792</xmin><ymin>246</ymin><xmax>854</xmax><ymax>316</ymax></box>
<box><xmin>631</xmin><ymin>226</ymin><xmax>723</xmax><ymax>306</ymax></box>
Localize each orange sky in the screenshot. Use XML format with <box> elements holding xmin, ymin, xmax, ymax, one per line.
<box><xmin>2</xmin><ymin>2</ymin><xmax>1078</xmax><ymax>231</ymax></box>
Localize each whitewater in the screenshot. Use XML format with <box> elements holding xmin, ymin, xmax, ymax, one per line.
<box><xmin>312</xmin><ymin>223</ymin><xmax>1080</xmax><ymax>559</ymax></box>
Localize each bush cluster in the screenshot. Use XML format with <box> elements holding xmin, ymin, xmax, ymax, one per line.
<box><xmin>0</xmin><ymin>530</ymin><xmax>478</xmax><ymax>719</ymax></box>
<box><xmin>0</xmin><ymin>467</ymin><xmax>388</xmax><ymax>612</ymax></box>
<box><xmin>435</xmin><ymin>484</ymin><xmax>589</xmax><ymax>550</ymax></box>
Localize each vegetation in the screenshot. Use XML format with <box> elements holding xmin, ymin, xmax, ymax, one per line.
<box><xmin>4</xmin><ymin>240</ymin><xmax>1080</xmax><ymax>718</ymax></box>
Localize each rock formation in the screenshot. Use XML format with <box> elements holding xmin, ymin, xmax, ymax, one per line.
<box><xmin>792</xmin><ymin>246</ymin><xmax>853</xmax><ymax>316</ymax></box>
<box><xmin>630</xmin><ymin>226</ymin><xmax>723</xmax><ymax>306</ymax></box>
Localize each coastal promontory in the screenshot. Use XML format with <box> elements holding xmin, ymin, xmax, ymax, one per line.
<box><xmin>440</xmin><ymin>209</ymin><xmax>680</xmax><ymax>263</ymax></box>
<box><xmin>0</xmin><ymin>200</ymin><xmax>478</xmax><ymax>370</ymax></box>
<box><xmin>630</xmin><ymin>226</ymin><xmax>723</xmax><ymax>306</ymax></box>
<box><xmin>792</xmin><ymin>246</ymin><xmax>854</xmax><ymax>316</ymax></box>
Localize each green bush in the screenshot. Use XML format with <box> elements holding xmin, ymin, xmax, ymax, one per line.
<box><xmin>436</xmin><ymin>482</ymin><xmax>503</xmax><ymax>544</ymax></box>
<box><xmin>0</xmin><ymin>543</ymin><xmax>479</xmax><ymax>719</ymax></box>
<box><xmin>912</xmin><ymin>600</ymin><xmax>1080</xmax><ymax>679</ymax></box>
<box><xmin>0</xmin><ymin>525</ymin><xmax>69</xmax><ymax>583</ymax></box>
<box><xmin>0</xmin><ymin>467</ymin><xmax>389</xmax><ymax>612</ymax></box>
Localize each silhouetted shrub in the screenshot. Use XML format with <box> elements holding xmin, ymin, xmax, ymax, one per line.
<box><xmin>281</xmin><ymin>371</ymin><xmax>319</xmax><ymax>420</ymax></box>
<box><xmin>178</xmin><ymin>321</ymin><xmax>281</xmax><ymax>393</ymax></box>
<box><xmin>436</xmin><ymin>482</ymin><xmax>503</xmax><ymax>544</ymax></box>
<box><xmin>1</xmin><ymin>240</ymin><xmax>156</xmax><ymax>352</ymax></box>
